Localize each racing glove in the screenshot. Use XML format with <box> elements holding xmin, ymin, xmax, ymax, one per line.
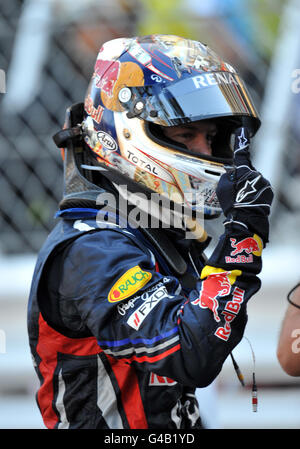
<box><xmin>216</xmin><ymin>127</ymin><xmax>274</xmax><ymax>245</ymax></box>
<box><xmin>194</xmin><ymin>128</ymin><xmax>273</xmax><ymax>335</ymax></box>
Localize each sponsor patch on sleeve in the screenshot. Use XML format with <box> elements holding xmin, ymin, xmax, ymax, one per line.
<box><xmin>225</xmin><ymin>234</ymin><xmax>263</xmax><ymax>263</ymax></box>
<box><xmin>126</xmin><ymin>285</ymin><xmax>167</xmax><ymax>330</ymax></box>
<box><xmin>108</xmin><ymin>265</ymin><xmax>152</xmax><ymax>303</ymax></box>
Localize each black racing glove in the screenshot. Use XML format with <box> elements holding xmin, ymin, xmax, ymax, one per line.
<box><xmin>216</xmin><ymin>127</ymin><xmax>274</xmax><ymax>245</ymax></box>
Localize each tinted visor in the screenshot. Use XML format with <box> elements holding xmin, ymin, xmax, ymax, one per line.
<box><xmin>146</xmin><ymin>71</ymin><xmax>260</xmax><ymax>134</ymax></box>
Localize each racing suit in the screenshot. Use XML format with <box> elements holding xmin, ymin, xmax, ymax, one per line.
<box><xmin>27</xmin><ymin>207</ymin><xmax>262</xmax><ymax>429</ymax></box>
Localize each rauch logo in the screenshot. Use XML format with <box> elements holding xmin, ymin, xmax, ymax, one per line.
<box><xmin>108</xmin><ymin>265</ymin><xmax>152</xmax><ymax>303</ymax></box>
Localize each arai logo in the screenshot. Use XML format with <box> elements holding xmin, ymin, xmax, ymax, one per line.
<box><xmin>97</xmin><ymin>131</ymin><xmax>118</xmax><ymax>151</ymax></box>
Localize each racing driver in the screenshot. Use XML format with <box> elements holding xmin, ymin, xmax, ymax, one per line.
<box><xmin>27</xmin><ymin>34</ymin><xmax>273</xmax><ymax>429</ymax></box>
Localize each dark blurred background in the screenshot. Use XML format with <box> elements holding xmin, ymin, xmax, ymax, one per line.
<box><xmin>0</xmin><ymin>0</ymin><xmax>300</xmax><ymax>429</ymax></box>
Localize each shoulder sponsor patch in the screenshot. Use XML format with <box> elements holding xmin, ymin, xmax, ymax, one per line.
<box><xmin>126</xmin><ymin>285</ymin><xmax>167</xmax><ymax>330</ymax></box>
<box><xmin>108</xmin><ymin>265</ymin><xmax>152</xmax><ymax>303</ymax></box>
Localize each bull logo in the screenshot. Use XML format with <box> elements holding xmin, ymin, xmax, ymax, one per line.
<box><xmin>94</xmin><ymin>59</ymin><xmax>120</xmax><ymax>97</ymax></box>
<box><xmin>230</xmin><ymin>236</ymin><xmax>261</xmax><ymax>257</ymax></box>
<box><xmin>192</xmin><ymin>272</ymin><xmax>231</xmax><ymax>322</ymax></box>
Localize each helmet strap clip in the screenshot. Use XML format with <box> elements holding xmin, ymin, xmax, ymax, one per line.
<box><xmin>53</xmin><ymin>124</ymin><xmax>82</xmax><ymax>148</ymax></box>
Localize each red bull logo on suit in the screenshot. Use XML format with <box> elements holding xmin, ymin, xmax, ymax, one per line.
<box><xmin>192</xmin><ymin>272</ymin><xmax>232</xmax><ymax>322</ymax></box>
<box><xmin>214</xmin><ymin>286</ymin><xmax>245</xmax><ymax>341</ymax></box>
<box><xmin>192</xmin><ymin>267</ymin><xmax>245</xmax><ymax>341</ymax></box>
<box><xmin>225</xmin><ymin>234</ymin><xmax>263</xmax><ymax>263</ymax></box>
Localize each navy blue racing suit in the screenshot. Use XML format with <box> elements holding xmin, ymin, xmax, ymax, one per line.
<box><xmin>27</xmin><ymin>208</ymin><xmax>262</xmax><ymax>429</ymax></box>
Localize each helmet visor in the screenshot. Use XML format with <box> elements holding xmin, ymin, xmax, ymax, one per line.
<box><xmin>145</xmin><ymin>71</ymin><xmax>259</xmax><ymax>132</ymax></box>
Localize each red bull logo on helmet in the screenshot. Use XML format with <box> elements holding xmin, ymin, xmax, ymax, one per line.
<box><xmin>94</xmin><ymin>59</ymin><xmax>120</xmax><ymax>97</ymax></box>
<box><xmin>225</xmin><ymin>234</ymin><xmax>263</xmax><ymax>264</ymax></box>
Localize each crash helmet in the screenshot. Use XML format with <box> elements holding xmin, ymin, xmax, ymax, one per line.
<box><xmin>72</xmin><ymin>35</ymin><xmax>261</xmax><ymax>223</ymax></box>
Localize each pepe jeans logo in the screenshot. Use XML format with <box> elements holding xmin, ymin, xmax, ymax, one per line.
<box><xmin>0</xmin><ymin>69</ymin><xmax>5</xmax><ymax>93</ymax></box>
<box><xmin>126</xmin><ymin>285</ymin><xmax>168</xmax><ymax>330</ymax></box>
<box><xmin>108</xmin><ymin>265</ymin><xmax>152</xmax><ymax>303</ymax></box>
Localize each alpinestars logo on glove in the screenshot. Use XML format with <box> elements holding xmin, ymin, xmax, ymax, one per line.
<box><xmin>236</xmin><ymin>175</ymin><xmax>260</xmax><ymax>203</ymax></box>
<box><xmin>108</xmin><ymin>265</ymin><xmax>152</xmax><ymax>302</ymax></box>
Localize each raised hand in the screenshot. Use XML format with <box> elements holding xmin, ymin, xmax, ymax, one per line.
<box><xmin>216</xmin><ymin>127</ymin><xmax>274</xmax><ymax>244</ymax></box>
